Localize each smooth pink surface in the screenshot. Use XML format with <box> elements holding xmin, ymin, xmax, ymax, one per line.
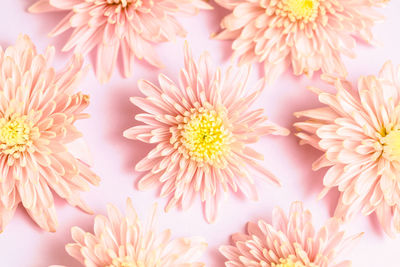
<box><xmin>1</xmin><ymin>1</ymin><xmax>400</xmax><ymax>266</ymax></box>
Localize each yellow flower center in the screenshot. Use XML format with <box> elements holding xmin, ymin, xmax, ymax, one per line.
<box><xmin>106</xmin><ymin>0</ymin><xmax>141</xmax><ymax>8</ymax></box>
<box><xmin>272</xmin><ymin>258</ymin><xmax>305</xmax><ymax>267</ymax></box>
<box><xmin>279</xmin><ymin>0</ymin><xmax>320</xmax><ymax>22</ymax></box>
<box><xmin>381</xmin><ymin>129</ymin><xmax>400</xmax><ymax>161</ymax></box>
<box><xmin>0</xmin><ymin>114</ymin><xmax>37</xmax><ymax>157</ymax></box>
<box><xmin>174</xmin><ymin>108</ymin><xmax>232</xmax><ymax>167</ymax></box>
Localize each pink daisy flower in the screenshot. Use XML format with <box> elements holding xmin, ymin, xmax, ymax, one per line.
<box><xmin>295</xmin><ymin>61</ymin><xmax>400</xmax><ymax>236</ymax></box>
<box><xmin>64</xmin><ymin>198</ymin><xmax>207</xmax><ymax>266</ymax></box>
<box><xmin>214</xmin><ymin>0</ymin><xmax>386</xmax><ymax>84</ymax></box>
<box><xmin>123</xmin><ymin>44</ymin><xmax>289</xmax><ymax>223</ymax></box>
<box><xmin>0</xmin><ymin>35</ymin><xmax>99</xmax><ymax>232</ymax></box>
<box><xmin>29</xmin><ymin>0</ymin><xmax>212</xmax><ymax>83</ymax></box>
<box><xmin>220</xmin><ymin>202</ymin><xmax>362</xmax><ymax>267</ymax></box>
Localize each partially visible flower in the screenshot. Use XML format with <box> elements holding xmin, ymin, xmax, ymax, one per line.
<box><xmin>0</xmin><ymin>35</ymin><xmax>99</xmax><ymax>232</ymax></box>
<box><xmin>214</xmin><ymin>0</ymin><xmax>386</xmax><ymax>84</ymax></box>
<box><xmin>29</xmin><ymin>0</ymin><xmax>212</xmax><ymax>83</ymax></box>
<box><xmin>123</xmin><ymin>44</ymin><xmax>289</xmax><ymax>223</ymax></box>
<box><xmin>220</xmin><ymin>201</ymin><xmax>362</xmax><ymax>267</ymax></box>
<box><xmin>64</xmin><ymin>198</ymin><xmax>207</xmax><ymax>266</ymax></box>
<box><xmin>295</xmin><ymin>61</ymin><xmax>400</xmax><ymax>236</ymax></box>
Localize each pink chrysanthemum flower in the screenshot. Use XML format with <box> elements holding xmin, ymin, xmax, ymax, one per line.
<box><xmin>220</xmin><ymin>202</ymin><xmax>362</xmax><ymax>267</ymax></box>
<box><xmin>0</xmin><ymin>35</ymin><xmax>99</xmax><ymax>232</ymax></box>
<box><xmin>123</xmin><ymin>44</ymin><xmax>289</xmax><ymax>223</ymax></box>
<box><xmin>29</xmin><ymin>0</ymin><xmax>212</xmax><ymax>83</ymax></box>
<box><xmin>64</xmin><ymin>198</ymin><xmax>207</xmax><ymax>266</ymax></box>
<box><xmin>214</xmin><ymin>0</ymin><xmax>386</xmax><ymax>84</ymax></box>
<box><xmin>294</xmin><ymin>61</ymin><xmax>400</xmax><ymax>237</ymax></box>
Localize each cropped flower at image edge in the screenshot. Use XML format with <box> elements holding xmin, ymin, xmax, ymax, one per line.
<box><xmin>295</xmin><ymin>61</ymin><xmax>400</xmax><ymax>237</ymax></box>
<box><xmin>29</xmin><ymin>0</ymin><xmax>212</xmax><ymax>83</ymax></box>
<box><xmin>220</xmin><ymin>202</ymin><xmax>362</xmax><ymax>267</ymax></box>
<box><xmin>0</xmin><ymin>35</ymin><xmax>99</xmax><ymax>232</ymax></box>
<box><xmin>63</xmin><ymin>198</ymin><xmax>207</xmax><ymax>266</ymax></box>
<box><xmin>214</xmin><ymin>0</ymin><xmax>386</xmax><ymax>84</ymax></box>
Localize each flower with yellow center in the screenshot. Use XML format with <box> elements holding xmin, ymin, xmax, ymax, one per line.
<box><xmin>294</xmin><ymin>61</ymin><xmax>400</xmax><ymax>236</ymax></box>
<box><xmin>124</xmin><ymin>44</ymin><xmax>289</xmax><ymax>223</ymax></box>
<box><xmin>0</xmin><ymin>114</ymin><xmax>39</xmax><ymax>158</ymax></box>
<box><xmin>174</xmin><ymin>108</ymin><xmax>233</xmax><ymax>167</ymax></box>
<box><xmin>0</xmin><ymin>35</ymin><xmax>99</xmax><ymax>233</ymax></box>
<box><xmin>277</xmin><ymin>0</ymin><xmax>320</xmax><ymax>23</ymax></box>
<box><xmin>215</xmin><ymin>0</ymin><xmax>385</xmax><ymax>85</ymax></box>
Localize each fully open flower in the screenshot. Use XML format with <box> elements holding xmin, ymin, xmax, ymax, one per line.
<box><xmin>64</xmin><ymin>198</ymin><xmax>207</xmax><ymax>266</ymax></box>
<box><xmin>123</xmin><ymin>44</ymin><xmax>289</xmax><ymax>223</ymax></box>
<box><xmin>220</xmin><ymin>202</ymin><xmax>362</xmax><ymax>267</ymax></box>
<box><xmin>0</xmin><ymin>35</ymin><xmax>99</xmax><ymax>232</ymax></box>
<box><xmin>295</xmin><ymin>61</ymin><xmax>400</xmax><ymax>236</ymax></box>
<box><xmin>214</xmin><ymin>0</ymin><xmax>386</xmax><ymax>84</ymax></box>
<box><xmin>29</xmin><ymin>0</ymin><xmax>212</xmax><ymax>83</ymax></box>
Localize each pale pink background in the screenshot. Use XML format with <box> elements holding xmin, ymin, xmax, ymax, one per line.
<box><xmin>1</xmin><ymin>1</ymin><xmax>400</xmax><ymax>266</ymax></box>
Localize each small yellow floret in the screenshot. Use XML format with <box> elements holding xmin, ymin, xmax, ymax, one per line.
<box><xmin>381</xmin><ymin>129</ymin><xmax>400</xmax><ymax>161</ymax></box>
<box><xmin>106</xmin><ymin>0</ymin><xmax>142</xmax><ymax>8</ymax></box>
<box><xmin>0</xmin><ymin>114</ymin><xmax>35</xmax><ymax>156</ymax></box>
<box><xmin>179</xmin><ymin>109</ymin><xmax>232</xmax><ymax>166</ymax></box>
<box><xmin>280</xmin><ymin>0</ymin><xmax>320</xmax><ymax>22</ymax></box>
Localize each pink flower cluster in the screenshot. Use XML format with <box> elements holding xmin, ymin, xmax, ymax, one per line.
<box><xmin>0</xmin><ymin>0</ymin><xmax>397</xmax><ymax>266</ymax></box>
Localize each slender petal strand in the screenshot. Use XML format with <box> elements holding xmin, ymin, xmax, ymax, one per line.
<box><xmin>220</xmin><ymin>202</ymin><xmax>361</xmax><ymax>267</ymax></box>
<box><xmin>64</xmin><ymin>198</ymin><xmax>207</xmax><ymax>267</ymax></box>
<box><xmin>29</xmin><ymin>0</ymin><xmax>212</xmax><ymax>83</ymax></box>
<box><xmin>0</xmin><ymin>35</ymin><xmax>99</xmax><ymax>232</ymax></box>
<box><xmin>214</xmin><ymin>0</ymin><xmax>386</xmax><ymax>84</ymax></box>
<box><xmin>295</xmin><ymin>61</ymin><xmax>400</xmax><ymax>237</ymax></box>
<box><xmin>123</xmin><ymin>44</ymin><xmax>289</xmax><ymax>223</ymax></box>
